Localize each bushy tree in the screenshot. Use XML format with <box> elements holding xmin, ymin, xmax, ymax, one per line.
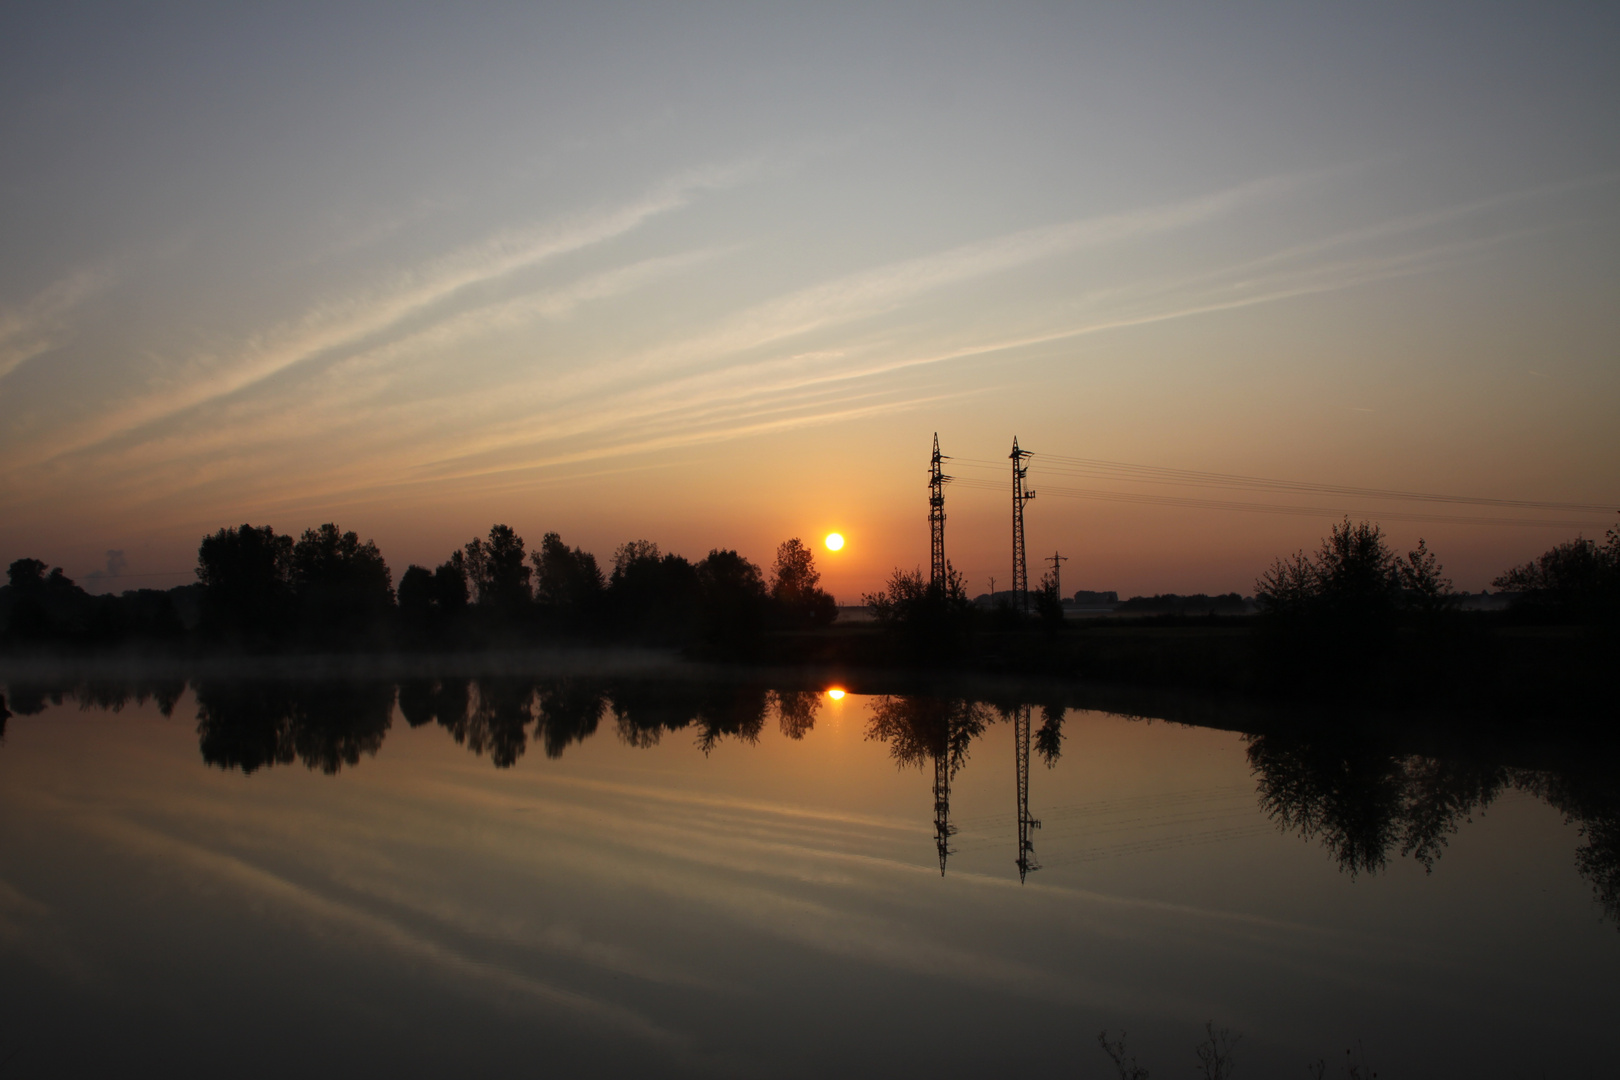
<box><xmin>290</xmin><ymin>523</ymin><xmax>394</xmax><ymax>644</ymax></box>
<box><xmin>769</xmin><ymin>537</ymin><xmax>837</xmax><ymax>628</ymax></box>
<box><xmin>607</xmin><ymin>541</ymin><xmax>700</xmax><ymax>642</ymax></box>
<box><xmin>863</xmin><ymin>562</ymin><xmax>973</xmax><ymax>661</ymax></box>
<box><xmin>399</xmin><ymin>553</ymin><xmax>470</xmax><ymax>639</ymax></box>
<box><xmin>532</xmin><ymin>532</ymin><xmax>604</xmax><ymax>622</ymax></box>
<box><xmin>695</xmin><ymin>549</ymin><xmax>769</xmax><ymax>656</ymax></box>
<box><xmin>196</xmin><ymin>524</ymin><xmax>294</xmax><ymax>643</ymax></box>
<box><xmin>1255</xmin><ymin>519</ymin><xmax>1455</xmax><ymax>687</ymax></box>
<box><xmin>1492</xmin><ymin>526</ymin><xmax>1620</xmax><ymax>620</ymax></box>
<box><xmin>1035</xmin><ymin>570</ymin><xmax>1065</xmax><ymax>630</ymax></box>
<box><xmin>464</xmin><ymin>525</ymin><xmax>531</xmax><ymax>612</ymax></box>
<box><xmin>2</xmin><ymin>558</ymin><xmax>89</xmax><ymax>641</ymax></box>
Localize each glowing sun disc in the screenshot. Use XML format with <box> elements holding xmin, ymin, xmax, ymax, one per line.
<box><xmin>826</xmin><ymin>688</ymin><xmax>846</xmax><ymax>700</ymax></box>
<box><xmin>824</xmin><ymin>533</ymin><xmax>845</xmax><ymax>551</ymax></box>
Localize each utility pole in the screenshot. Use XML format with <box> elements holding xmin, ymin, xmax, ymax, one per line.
<box><xmin>933</xmin><ymin>747</ymin><xmax>955</xmax><ymax>876</ymax></box>
<box><xmin>1014</xmin><ymin>704</ymin><xmax>1041</xmax><ymax>883</ymax></box>
<box><xmin>1046</xmin><ymin>551</ymin><xmax>1068</xmax><ymax>600</ymax></box>
<box><xmin>1010</xmin><ymin>437</ymin><xmax>1035</xmax><ymax>613</ymax></box>
<box><xmin>929</xmin><ymin>433</ymin><xmax>951</xmax><ymax>592</ymax></box>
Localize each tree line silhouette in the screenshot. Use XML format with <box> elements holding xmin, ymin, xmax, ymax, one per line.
<box><xmin>1</xmin><ymin>517</ymin><xmax>1614</xmax><ymax>709</ymax></box>
<box><xmin>0</xmin><ymin>524</ymin><xmax>838</xmax><ymax>656</ymax></box>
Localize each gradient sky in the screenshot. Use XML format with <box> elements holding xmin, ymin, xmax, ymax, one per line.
<box><xmin>2</xmin><ymin>2</ymin><xmax>1616</xmax><ymax>599</ymax></box>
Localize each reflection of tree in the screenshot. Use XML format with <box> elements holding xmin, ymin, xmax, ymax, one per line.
<box><xmin>868</xmin><ymin>695</ymin><xmax>989</xmax><ymax>873</ymax></box>
<box><xmin>693</xmin><ymin>685</ymin><xmax>768</xmax><ymax>755</ymax></box>
<box><xmin>605</xmin><ymin>681</ymin><xmax>768</xmax><ymax>754</ymax></box>
<box><xmin>449</xmin><ymin>677</ymin><xmax>535</xmax><ymax>768</ymax></box>
<box><xmin>773</xmin><ymin>690</ymin><xmax>821</xmax><ymax>740</ymax></box>
<box><xmin>1519</xmin><ymin>764</ymin><xmax>1620</xmax><ymax>928</ymax></box>
<box><xmin>1398</xmin><ymin>756</ymin><xmax>1506</xmax><ymax>870</ymax></box>
<box><xmin>536</xmin><ymin>680</ymin><xmax>605</xmax><ymax>759</ymax></box>
<box><xmin>2</xmin><ymin>679</ymin><xmax>184</xmax><ymax>719</ymax></box>
<box><xmin>1249</xmin><ymin>734</ymin><xmax>1409</xmax><ymax>877</ymax></box>
<box><xmin>1249</xmin><ymin>733</ymin><xmax>1510</xmax><ymax>879</ymax></box>
<box><xmin>1035</xmin><ymin>702</ymin><xmax>1065</xmax><ymax>767</ymax></box>
<box><xmin>194</xmin><ymin>680</ymin><xmax>393</xmax><ymax>774</ymax></box>
<box><xmin>290</xmin><ymin>682</ymin><xmax>395</xmax><ymax>774</ymax></box>
<box><xmin>609</xmin><ymin>681</ymin><xmax>705</xmax><ymax>748</ymax></box>
<box><xmin>195</xmin><ymin>681</ymin><xmax>295</xmax><ymax>773</ymax></box>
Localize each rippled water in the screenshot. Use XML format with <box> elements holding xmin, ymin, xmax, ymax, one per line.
<box><xmin>1</xmin><ymin>669</ymin><xmax>1615</xmax><ymax>1078</ymax></box>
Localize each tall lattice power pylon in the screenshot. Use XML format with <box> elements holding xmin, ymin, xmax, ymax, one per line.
<box><xmin>1014</xmin><ymin>704</ymin><xmax>1042</xmax><ymax>883</ymax></box>
<box><xmin>929</xmin><ymin>433</ymin><xmax>952</xmax><ymax>592</ymax></box>
<box><xmin>1010</xmin><ymin>437</ymin><xmax>1036</xmax><ymax>612</ymax></box>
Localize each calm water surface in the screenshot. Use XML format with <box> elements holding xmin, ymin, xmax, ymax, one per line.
<box><xmin>0</xmin><ymin>672</ymin><xmax>1615</xmax><ymax>1078</ymax></box>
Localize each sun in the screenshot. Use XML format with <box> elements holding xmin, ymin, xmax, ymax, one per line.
<box><xmin>825</xmin><ymin>688</ymin><xmax>846</xmax><ymax>700</ymax></box>
<box><xmin>824</xmin><ymin>532</ymin><xmax>844</xmax><ymax>551</ymax></box>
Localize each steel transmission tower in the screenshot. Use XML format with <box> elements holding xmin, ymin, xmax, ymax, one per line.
<box><xmin>1010</xmin><ymin>437</ymin><xmax>1036</xmax><ymax>612</ymax></box>
<box><xmin>1014</xmin><ymin>704</ymin><xmax>1041</xmax><ymax>883</ymax></box>
<box><xmin>928</xmin><ymin>433</ymin><xmax>952</xmax><ymax>591</ymax></box>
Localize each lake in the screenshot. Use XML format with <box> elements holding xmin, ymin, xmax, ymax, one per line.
<box><xmin>1</xmin><ymin>665</ymin><xmax>1615</xmax><ymax>1078</ymax></box>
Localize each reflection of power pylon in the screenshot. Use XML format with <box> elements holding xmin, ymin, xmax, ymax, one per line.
<box><xmin>929</xmin><ymin>433</ymin><xmax>952</xmax><ymax>591</ymax></box>
<box><xmin>1014</xmin><ymin>704</ymin><xmax>1041</xmax><ymax>883</ymax></box>
<box><xmin>1010</xmin><ymin>438</ymin><xmax>1036</xmax><ymax>613</ymax></box>
<box><xmin>933</xmin><ymin>747</ymin><xmax>956</xmax><ymax>875</ymax></box>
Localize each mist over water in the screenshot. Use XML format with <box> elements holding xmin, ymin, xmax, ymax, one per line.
<box><xmin>1</xmin><ymin>665</ymin><xmax>1615</xmax><ymax>1078</ymax></box>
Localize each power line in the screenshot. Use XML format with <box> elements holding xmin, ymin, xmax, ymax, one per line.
<box><xmin>951</xmin><ymin>456</ymin><xmax>1613</xmax><ymax>515</ymax></box>
<box><xmin>950</xmin><ymin>476</ymin><xmax>1608</xmax><ymax>529</ymax></box>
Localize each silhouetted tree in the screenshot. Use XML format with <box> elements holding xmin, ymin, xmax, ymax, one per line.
<box><xmin>862</xmin><ymin>562</ymin><xmax>974</xmax><ymax>661</ymax></box>
<box><xmin>1396</xmin><ymin>537</ymin><xmax>1459</xmax><ymax>616</ymax></box>
<box><xmin>465</xmin><ymin>525</ymin><xmax>531</xmax><ymax>613</ymax></box>
<box><xmin>290</xmin><ymin>523</ymin><xmax>394</xmax><ymax>646</ymax></box>
<box><xmin>608</xmin><ymin>542</ymin><xmax>700</xmax><ymax>642</ymax></box>
<box><xmin>695</xmin><ymin>549</ymin><xmax>769</xmax><ymax>657</ymax></box>
<box><xmin>769</xmin><ymin>538</ymin><xmax>837</xmax><ymax>628</ymax></box>
<box><xmin>397</xmin><ymin>566</ymin><xmax>436</xmax><ymax>625</ymax></box>
<box><xmin>1255</xmin><ymin>519</ymin><xmax>1418</xmax><ymax>688</ymax></box>
<box><xmin>398</xmin><ymin>554</ymin><xmax>469</xmax><ymax>640</ymax></box>
<box><xmin>532</xmin><ymin>532</ymin><xmax>604</xmax><ymax>626</ymax></box>
<box><xmin>1492</xmin><ymin>526</ymin><xmax>1620</xmax><ymax>621</ymax></box>
<box><xmin>1035</xmin><ymin>570</ymin><xmax>1065</xmax><ymax>630</ymax></box>
<box><xmin>196</xmin><ymin>524</ymin><xmax>294</xmax><ymax>645</ymax></box>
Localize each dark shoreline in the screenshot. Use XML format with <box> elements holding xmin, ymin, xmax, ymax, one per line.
<box><xmin>3</xmin><ymin>616</ymin><xmax>1613</xmax><ymax>750</ymax></box>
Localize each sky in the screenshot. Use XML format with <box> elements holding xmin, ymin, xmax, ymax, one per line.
<box><xmin>1</xmin><ymin>1</ymin><xmax>1616</xmax><ymax>600</ymax></box>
